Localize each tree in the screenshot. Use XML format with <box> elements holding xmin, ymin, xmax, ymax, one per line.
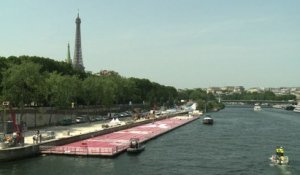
<box><xmin>45</xmin><ymin>72</ymin><xmax>82</xmax><ymax>108</ymax></box>
<box><xmin>1</xmin><ymin>56</ymin><xmax>186</xmax><ymax>111</ymax></box>
<box><xmin>129</xmin><ymin>78</ymin><xmax>153</xmax><ymax>103</ymax></box>
<box><xmin>82</xmin><ymin>75</ymin><xmax>103</xmax><ymax>105</ymax></box>
<box><xmin>178</xmin><ymin>89</ymin><xmax>194</xmax><ymax>101</ymax></box>
<box><xmin>6</xmin><ymin>55</ymin><xmax>87</xmax><ymax>78</ymax></box>
<box><xmin>1</xmin><ymin>61</ymin><xmax>45</xmax><ymax>118</ymax></box>
<box><xmin>189</xmin><ymin>88</ymin><xmax>207</xmax><ymax>101</ymax></box>
<box><xmin>99</xmin><ymin>77</ymin><xmax>117</xmax><ymax>108</ymax></box>
<box><xmin>115</xmin><ymin>78</ymin><xmax>136</xmax><ymax>104</ymax></box>
<box><xmin>222</xmin><ymin>91</ymin><xmax>295</xmax><ymax>101</ymax></box>
<box><xmin>0</xmin><ymin>57</ymin><xmax>9</xmax><ymax>94</ymax></box>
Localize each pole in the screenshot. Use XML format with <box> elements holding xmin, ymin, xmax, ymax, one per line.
<box><xmin>2</xmin><ymin>107</ymin><xmax>5</xmax><ymax>133</ymax></box>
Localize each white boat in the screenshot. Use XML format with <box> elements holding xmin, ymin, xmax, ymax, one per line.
<box><xmin>202</xmin><ymin>115</ymin><xmax>213</xmax><ymax>125</ymax></box>
<box><xmin>272</xmin><ymin>104</ymin><xmax>284</xmax><ymax>109</ymax></box>
<box><xmin>254</xmin><ymin>104</ymin><xmax>262</xmax><ymax>111</ymax></box>
<box><xmin>293</xmin><ymin>104</ymin><xmax>300</xmax><ymax>113</ymax></box>
<box><xmin>270</xmin><ymin>155</ymin><xmax>289</xmax><ymax>165</ymax></box>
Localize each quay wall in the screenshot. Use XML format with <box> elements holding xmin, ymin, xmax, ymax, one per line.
<box><xmin>3</xmin><ymin>104</ymin><xmax>147</xmax><ymax>129</ymax></box>
<box><xmin>0</xmin><ymin>144</ymin><xmax>40</xmax><ymax>162</ymax></box>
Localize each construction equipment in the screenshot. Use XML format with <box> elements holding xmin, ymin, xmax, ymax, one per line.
<box><xmin>0</xmin><ymin>103</ymin><xmax>24</xmax><ymax>148</ymax></box>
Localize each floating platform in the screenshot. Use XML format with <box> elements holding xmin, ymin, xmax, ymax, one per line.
<box><xmin>41</xmin><ymin>116</ymin><xmax>199</xmax><ymax>156</ymax></box>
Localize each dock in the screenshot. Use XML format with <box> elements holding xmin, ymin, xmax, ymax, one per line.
<box><xmin>41</xmin><ymin>115</ymin><xmax>199</xmax><ymax>156</ymax></box>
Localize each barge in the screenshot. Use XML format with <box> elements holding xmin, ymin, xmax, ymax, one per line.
<box><xmin>41</xmin><ymin>116</ymin><xmax>199</xmax><ymax>156</ymax></box>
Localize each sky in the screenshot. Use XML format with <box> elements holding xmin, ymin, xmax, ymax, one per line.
<box><xmin>1</xmin><ymin>0</ymin><xmax>300</xmax><ymax>89</ymax></box>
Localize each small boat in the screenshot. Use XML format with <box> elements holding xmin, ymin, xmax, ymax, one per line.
<box><xmin>293</xmin><ymin>104</ymin><xmax>300</xmax><ymax>112</ymax></box>
<box><xmin>127</xmin><ymin>138</ymin><xmax>145</xmax><ymax>153</ymax></box>
<box><xmin>270</xmin><ymin>155</ymin><xmax>289</xmax><ymax>165</ymax></box>
<box><xmin>285</xmin><ymin>105</ymin><xmax>295</xmax><ymax>111</ymax></box>
<box><xmin>202</xmin><ymin>115</ymin><xmax>213</xmax><ymax>125</ymax></box>
<box><xmin>254</xmin><ymin>104</ymin><xmax>262</xmax><ymax>111</ymax></box>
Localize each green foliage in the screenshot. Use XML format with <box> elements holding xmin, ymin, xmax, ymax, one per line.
<box><xmin>82</xmin><ymin>75</ymin><xmax>103</xmax><ymax>105</ymax></box>
<box><xmin>6</xmin><ymin>55</ymin><xmax>86</xmax><ymax>78</ymax></box>
<box><xmin>222</xmin><ymin>91</ymin><xmax>296</xmax><ymax>101</ymax></box>
<box><xmin>1</xmin><ymin>55</ymin><xmax>295</xmax><ymax>114</ymax></box>
<box><xmin>100</xmin><ymin>77</ymin><xmax>117</xmax><ymax>108</ymax></box>
<box><xmin>45</xmin><ymin>72</ymin><xmax>82</xmax><ymax>107</ymax></box>
<box><xmin>1</xmin><ymin>61</ymin><xmax>45</xmax><ymax>109</ymax></box>
<box><xmin>0</xmin><ymin>55</ymin><xmax>184</xmax><ymax>110</ymax></box>
<box><xmin>196</xmin><ymin>99</ymin><xmax>206</xmax><ymax>111</ymax></box>
<box><xmin>128</xmin><ymin>78</ymin><xmax>178</xmax><ymax>107</ymax></box>
<box><xmin>0</xmin><ymin>57</ymin><xmax>9</xmax><ymax>91</ymax></box>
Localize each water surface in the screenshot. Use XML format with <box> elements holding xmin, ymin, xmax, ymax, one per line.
<box><xmin>1</xmin><ymin>107</ymin><xmax>299</xmax><ymax>175</ymax></box>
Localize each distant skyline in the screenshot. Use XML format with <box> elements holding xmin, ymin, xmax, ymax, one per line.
<box><xmin>1</xmin><ymin>0</ymin><xmax>300</xmax><ymax>89</ymax></box>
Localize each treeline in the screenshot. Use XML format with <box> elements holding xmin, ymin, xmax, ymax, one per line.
<box><xmin>221</xmin><ymin>91</ymin><xmax>296</xmax><ymax>101</ymax></box>
<box><xmin>0</xmin><ymin>55</ymin><xmax>226</xmax><ymax>115</ymax></box>
<box><xmin>0</xmin><ymin>56</ymin><xmax>178</xmax><ymax>111</ymax></box>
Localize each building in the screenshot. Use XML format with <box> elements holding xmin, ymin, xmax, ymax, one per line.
<box><xmin>73</xmin><ymin>13</ymin><xmax>84</xmax><ymax>71</ymax></box>
<box><xmin>66</xmin><ymin>42</ymin><xmax>72</xmax><ymax>64</ymax></box>
<box><xmin>233</xmin><ymin>86</ymin><xmax>245</xmax><ymax>94</ymax></box>
<box><xmin>246</xmin><ymin>87</ymin><xmax>263</xmax><ymax>93</ymax></box>
<box><xmin>207</xmin><ymin>86</ymin><xmax>244</xmax><ymax>95</ymax></box>
<box><xmin>95</xmin><ymin>70</ymin><xmax>120</xmax><ymax>76</ymax></box>
<box><xmin>207</xmin><ymin>87</ymin><xmax>222</xmax><ymax>94</ymax></box>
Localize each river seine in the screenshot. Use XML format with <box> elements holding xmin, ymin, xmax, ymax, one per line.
<box><xmin>0</xmin><ymin>107</ymin><xmax>299</xmax><ymax>175</ymax></box>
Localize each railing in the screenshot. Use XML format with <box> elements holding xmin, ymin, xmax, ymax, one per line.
<box><xmin>40</xmin><ymin>145</ymin><xmax>127</xmax><ymax>156</ymax></box>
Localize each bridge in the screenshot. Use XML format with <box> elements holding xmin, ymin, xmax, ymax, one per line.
<box><xmin>220</xmin><ymin>100</ymin><xmax>296</xmax><ymax>105</ymax></box>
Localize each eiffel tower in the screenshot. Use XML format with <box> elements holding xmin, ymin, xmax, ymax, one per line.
<box><xmin>73</xmin><ymin>13</ymin><xmax>84</xmax><ymax>71</ymax></box>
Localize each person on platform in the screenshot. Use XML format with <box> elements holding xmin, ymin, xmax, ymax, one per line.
<box><xmin>32</xmin><ymin>134</ymin><xmax>37</xmax><ymax>144</ymax></box>
<box><xmin>279</xmin><ymin>146</ymin><xmax>284</xmax><ymax>157</ymax></box>
<box><xmin>275</xmin><ymin>146</ymin><xmax>280</xmax><ymax>158</ymax></box>
<box><xmin>276</xmin><ymin>146</ymin><xmax>285</xmax><ymax>164</ymax></box>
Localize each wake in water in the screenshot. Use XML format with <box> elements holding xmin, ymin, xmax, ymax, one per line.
<box><xmin>277</xmin><ymin>165</ymin><xmax>292</xmax><ymax>175</ymax></box>
<box><xmin>269</xmin><ymin>157</ymin><xmax>292</xmax><ymax>175</ymax></box>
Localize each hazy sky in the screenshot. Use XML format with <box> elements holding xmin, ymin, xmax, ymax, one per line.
<box><xmin>1</xmin><ymin>0</ymin><xmax>300</xmax><ymax>89</ymax></box>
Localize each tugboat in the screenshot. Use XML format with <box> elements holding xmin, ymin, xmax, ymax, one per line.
<box><xmin>127</xmin><ymin>138</ymin><xmax>145</xmax><ymax>153</ymax></box>
<box><xmin>202</xmin><ymin>115</ymin><xmax>213</xmax><ymax>125</ymax></box>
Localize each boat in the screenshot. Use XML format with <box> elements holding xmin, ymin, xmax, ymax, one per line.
<box><xmin>253</xmin><ymin>104</ymin><xmax>262</xmax><ymax>111</ymax></box>
<box><xmin>270</xmin><ymin>155</ymin><xmax>289</xmax><ymax>165</ymax></box>
<box><xmin>284</xmin><ymin>105</ymin><xmax>295</xmax><ymax>111</ymax></box>
<box><xmin>293</xmin><ymin>104</ymin><xmax>300</xmax><ymax>113</ymax></box>
<box><xmin>202</xmin><ymin>115</ymin><xmax>213</xmax><ymax>125</ymax></box>
<box><xmin>127</xmin><ymin>138</ymin><xmax>145</xmax><ymax>153</ymax></box>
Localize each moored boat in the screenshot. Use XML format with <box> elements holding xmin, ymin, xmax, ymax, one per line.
<box><xmin>293</xmin><ymin>104</ymin><xmax>300</xmax><ymax>113</ymax></box>
<box><xmin>285</xmin><ymin>105</ymin><xmax>295</xmax><ymax>111</ymax></box>
<box><xmin>253</xmin><ymin>104</ymin><xmax>262</xmax><ymax>111</ymax></box>
<box><xmin>202</xmin><ymin>115</ymin><xmax>213</xmax><ymax>125</ymax></box>
<box><xmin>127</xmin><ymin>138</ymin><xmax>145</xmax><ymax>153</ymax></box>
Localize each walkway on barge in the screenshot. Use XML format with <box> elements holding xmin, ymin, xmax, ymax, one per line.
<box><xmin>41</xmin><ymin>115</ymin><xmax>199</xmax><ymax>156</ymax></box>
